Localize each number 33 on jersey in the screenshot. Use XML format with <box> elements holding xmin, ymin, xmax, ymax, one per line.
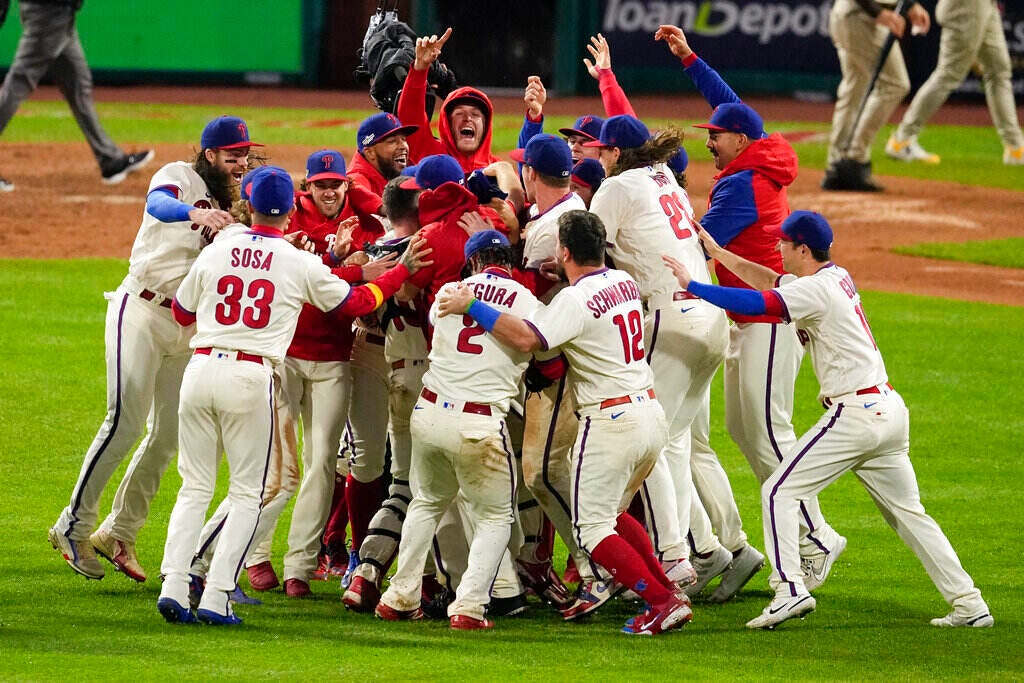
<box><xmin>174</xmin><ymin>227</ymin><xmax>355</xmax><ymax>365</ymax></box>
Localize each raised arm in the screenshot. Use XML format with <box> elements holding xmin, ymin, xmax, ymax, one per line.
<box><xmin>654</xmin><ymin>25</ymin><xmax>742</xmax><ymax>109</ymax></box>
<box><xmin>584</xmin><ymin>33</ymin><xmax>636</xmax><ymax>117</ymax></box>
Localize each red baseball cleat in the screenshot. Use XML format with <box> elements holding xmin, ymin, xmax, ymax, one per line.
<box><xmin>450</xmin><ymin>614</ymin><xmax>494</xmax><ymax>630</ymax></box>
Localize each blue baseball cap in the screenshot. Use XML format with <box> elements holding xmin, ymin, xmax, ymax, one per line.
<box><xmin>510</xmin><ymin>133</ymin><xmax>572</xmax><ymax>178</ymax></box>
<box><xmin>399</xmin><ymin>154</ymin><xmax>464</xmax><ymax>190</ymax></box>
<box><xmin>240</xmin><ymin>166</ymin><xmax>271</xmax><ymax>201</ymax></box>
<box><xmin>306</xmin><ymin>150</ymin><xmax>348</xmax><ymax>182</ymax></box>
<box><xmin>694</xmin><ymin>103</ymin><xmax>765</xmax><ymax>140</ymax></box>
<box><xmin>464</xmin><ymin>229</ymin><xmax>510</xmax><ymax>261</ymax></box>
<box><xmin>570</xmin><ymin>158</ymin><xmax>605</xmax><ymax>191</ymax></box>
<box><xmin>583</xmin><ymin>115</ymin><xmax>651</xmax><ymax>149</ymax></box>
<box><xmin>250</xmin><ymin>167</ymin><xmax>295</xmax><ymax>217</ymax></box>
<box><xmin>779</xmin><ymin>211</ymin><xmax>833</xmax><ymax>251</ymax></box>
<box><xmin>667</xmin><ymin>146</ymin><xmax>689</xmax><ymax>174</ymax></box>
<box><xmin>356</xmin><ymin>112</ymin><xmax>418</xmax><ymax>153</ymax></box>
<box><xmin>201</xmin><ymin>115</ymin><xmax>263</xmax><ymax>150</ymax></box>
<box><xmin>558</xmin><ymin>115</ymin><xmax>605</xmax><ymax>141</ymax></box>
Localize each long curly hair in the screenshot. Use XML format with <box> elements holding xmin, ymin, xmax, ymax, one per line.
<box><xmin>607</xmin><ymin>128</ymin><xmax>684</xmax><ymax>179</ymax></box>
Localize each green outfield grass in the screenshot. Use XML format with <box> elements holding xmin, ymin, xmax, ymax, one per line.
<box><xmin>0</xmin><ymin>259</ymin><xmax>1021</xmax><ymax>681</ymax></box>
<box><xmin>893</xmin><ymin>238</ymin><xmax>1024</xmax><ymax>269</ymax></box>
<box><xmin>4</xmin><ymin>100</ymin><xmax>1022</xmax><ymax>191</ymax></box>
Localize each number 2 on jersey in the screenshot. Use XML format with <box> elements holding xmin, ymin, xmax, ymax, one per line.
<box><xmin>215</xmin><ymin>275</ymin><xmax>275</xmax><ymax>329</ymax></box>
<box><xmin>659</xmin><ymin>191</ymin><xmax>694</xmax><ymax>240</ymax></box>
<box><xmin>456</xmin><ymin>314</ymin><xmax>485</xmax><ymax>354</ymax></box>
<box><xmin>612</xmin><ymin>310</ymin><xmax>644</xmax><ymax>363</ymax></box>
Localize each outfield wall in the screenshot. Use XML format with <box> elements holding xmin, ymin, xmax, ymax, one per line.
<box><xmin>1</xmin><ymin>0</ymin><xmax>1022</xmax><ymax>98</ymax></box>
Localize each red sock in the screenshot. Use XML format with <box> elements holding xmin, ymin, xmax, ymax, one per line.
<box><xmin>346</xmin><ymin>473</ymin><xmax>384</xmax><ymax>552</ymax></box>
<box><xmin>322</xmin><ymin>473</ymin><xmax>348</xmax><ymax>551</ymax></box>
<box><xmin>537</xmin><ymin>517</ymin><xmax>555</xmax><ymax>564</ymax></box>
<box><xmin>591</xmin><ymin>534</ymin><xmax>671</xmax><ymax>606</ymax></box>
<box><xmin>615</xmin><ymin>512</ymin><xmax>673</xmax><ymax>588</ymax></box>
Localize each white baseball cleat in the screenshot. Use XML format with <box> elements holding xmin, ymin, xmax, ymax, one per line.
<box><xmin>1004</xmin><ymin>146</ymin><xmax>1024</xmax><ymax>166</ymax></box>
<box><xmin>746</xmin><ymin>593</ymin><xmax>816</xmax><ymax>630</ymax></box>
<box><xmin>708</xmin><ymin>544</ymin><xmax>766</xmax><ymax>604</ymax></box>
<box><xmin>685</xmin><ymin>545</ymin><xmax>733</xmax><ymax>597</ymax></box>
<box><xmin>802</xmin><ymin>535</ymin><xmax>847</xmax><ymax>592</ymax></box>
<box><xmin>48</xmin><ymin>527</ymin><xmax>104</xmax><ymax>580</ymax></box>
<box><xmin>885</xmin><ymin>135</ymin><xmax>940</xmax><ymax>164</ymax></box>
<box><xmin>930</xmin><ymin>611</ymin><xmax>994</xmax><ymax>628</ymax></box>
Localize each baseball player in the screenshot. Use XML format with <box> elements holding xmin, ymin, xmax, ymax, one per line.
<box><xmin>48</xmin><ymin>116</ymin><xmax>254</xmax><ymax>582</ymax></box>
<box><xmin>374</xmin><ymin>230</ymin><xmax>536</xmax><ymax>631</ymax></box>
<box><xmin>664</xmin><ymin>211</ymin><xmax>993</xmax><ymax>630</ymax></box>
<box><xmin>0</xmin><ymin>0</ymin><xmax>153</xmax><ymax>190</ymax></box>
<box><xmin>508</xmin><ymin>133</ymin><xmax>593</xmax><ymax>613</ymax></box>
<box><xmin>342</xmin><ymin>177</ymin><xmax>430</xmax><ymax>611</ymax></box>
<box><xmin>335</xmin><ymin>154</ymin><xmax>473</xmax><ymax>590</ymax></box>
<box><xmin>569</xmin><ymin>158</ymin><xmax>604</xmax><ymax>209</ymax></box>
<box><xmin>277</xmin><ymin>150</ymin><xmax>396</xmax><ymax>598</ymax></box>
<box><xmin>346</xmin><ymin>112</ymin><xmax>419</xmax><ymax>216</ymax></box>
<box><xmin>822</xmin><ymin>0</ymin><xmax>930</xmax><ymax>190</ymax></box>
<box><xmin>654</xmin><ymin>26</ymin><xmax>847</xmax><ymax>586</ymax></box>
<box><xmin>156</xmin><ymin>167</ymin><xmax>430</xmax><ymax>625</ymax></box>
<box><xmin>440</xmin><ymin>210</ymin><xmax>692</xmax><ymax>636</ymax></box>
<box><xmin>586</xmin><ymin>114</ymin><xmax>734</xmax><ymax>596</ymax></box>
<box><xmin>887</xmin><ymin>0</ymin><xmax>1024</xmax><ymax>166</ymax></box>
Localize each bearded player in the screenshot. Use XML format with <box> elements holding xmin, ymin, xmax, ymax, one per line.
<box><xmin>48</xmin><ymin>116</ymin><xmax>258</xmax><ymax>582</ymax></box>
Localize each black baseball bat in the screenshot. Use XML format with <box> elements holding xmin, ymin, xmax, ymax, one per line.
<box><xmin>839</xmin><ymin>0</ymin><xmax>908</xmax><ymax>156</ymax></box>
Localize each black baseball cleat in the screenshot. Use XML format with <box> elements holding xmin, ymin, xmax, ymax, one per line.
<box><xmin>821</xmin><ymin>159</ymin><xmax>883</xmax><ymax>192</ymax></box>
<box><xmin>102</xmin><ymin>150</ymin><xmax>155</xmax><ymax>185</ymax></box>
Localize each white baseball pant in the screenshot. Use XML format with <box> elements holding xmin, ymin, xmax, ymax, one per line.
<box><xmin>763</xmin><ymin>388</ymin><xmax>987</xmax><ymax>615</ymax></box>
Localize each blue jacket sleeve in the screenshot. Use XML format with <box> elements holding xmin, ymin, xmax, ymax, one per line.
<box><xmin>686</xmin><ymin>281</ymin><xmax>766</xmax><ymax>316</ymax></box>
<box><xmin>699</xmin><ymin>171</ymin><xmax>758</xmax><ymax>248</ymax></box>
<box><xmin>146</xmin><ymin>188</ymin><xmax>194</xmax><ymax>223</ymax></box>
<box><xmin>518</xmin><ymin>114</ymin><xmax>543</xmax><ymax>150</ymax></box>
<box><xmin>684</xmin><ymin>57</ymin><xmax>741</xmax><ymax>109</ymax></box>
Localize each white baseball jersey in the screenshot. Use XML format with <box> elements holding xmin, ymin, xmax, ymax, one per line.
<box><xmin>175</xmin><ymin>227</ymin><xmax>352</xmax><ymax>365</ymax></box>
<box><xmin>772</xmin><ymin>265</ymin><xmax>888</xmax><ymax>402</ymax></box>
<box><xmin>526</xmin><ymin>267</ymin><xmax>654</xmax><ymax>407</ymax></box>
<box><xmin>128</xmin><ymin>161</ymin><xmax>220</xmax><ymax>296</ymax></box>
<box><xmin>590</xmin><ymin>165</ymin><xmax>712</xmax><ymax>300</ymax></box>
<box><xmin>521</xmin><ymin>192</ymin><xmax>587</xmax><ymax>270</ymax></box>
<box><xmin>425</xmin><ymin>268</ymin><xmax>540</xmax><ymax>409</ymax></box>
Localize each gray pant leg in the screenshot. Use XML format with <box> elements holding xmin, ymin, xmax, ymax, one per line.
<box><xmin>0</xmin><ymin>3</ymin><xmax>121</xmax><ymax>167</ymax></box>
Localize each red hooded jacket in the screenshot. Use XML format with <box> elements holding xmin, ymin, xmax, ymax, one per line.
<box><xmin>407</xmin><ymin>181</ymin><xmax>479</xmax><ymax>304</ymax></box>
<box><xmin>397</xmin><ymin>67</ymin><xmax>499</xmax><ymax>173</ymax></box>
<box><xmin>702</xmin><ymin>133</ymin><xmax>798</xmax><ymax>323</ymax></box>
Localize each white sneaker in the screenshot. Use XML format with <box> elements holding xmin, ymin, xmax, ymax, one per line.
<box><xmin>885</xmin><ymin>135</ymin><xmax>940</xmax><ymax>164</ymax></box>
<box><xmin>930</xmin><ymin>611</ymin><xmax>994</xmax><ymax>628</ymax></box>
<box><xmin>0</xmin><ymin>177</ymin><xmax>14</xmax><ymax>192</ymax></box>
<box><xmin>1004</xmin><ymin>146</ymin><xmax>1024</xmax><ymax>166</ymax></box>
<box><xmin>802</xmin><ymin>535</ymin><xmax>847</xmax><ymax>591</ymax></box>
<box><xmin>746</xmin><ymin>593</ymin><xmax>816</xmax><ymax>629</ymax></box>
<box><xmin>663</xmin><ymin>557</ymin><xmax>697</xmax><ymax>589</ymax></box>
<box><xmin>708</xmin><ymin>544</ymin><xmax>765</xmax><ymax>604</ymax></box>
<box><xmin>684</xmin><ymin>545</ymin><xmax>733</xmax><ymax>597</ymax></box>
<box><xmin>48</xmin><ymin>527</ymin><xmax>105</xmax><ymax>579</ymax></box>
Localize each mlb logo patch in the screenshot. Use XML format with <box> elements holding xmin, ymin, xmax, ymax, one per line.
<box><xmin>441</xmin><ymin>401</ymin><xmax>456</xmax><ymax>411</ymax></box>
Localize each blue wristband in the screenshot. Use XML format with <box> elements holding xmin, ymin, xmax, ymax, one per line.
<box><xmin>467</xmin><ymin>298</ymin><xmax>501</xmax><ymax>333</ymax></box>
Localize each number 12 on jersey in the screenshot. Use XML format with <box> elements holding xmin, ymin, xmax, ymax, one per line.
<box><xmin>612</xmin><ymin>310</ymin><xmax>644</xmax><ymax>363</ymax></box>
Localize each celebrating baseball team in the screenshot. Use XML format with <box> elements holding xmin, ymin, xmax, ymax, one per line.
<box><xmin>46</xmin><ymin>20</ymin><xmax>995</xmax><ymax>635</ymax></box>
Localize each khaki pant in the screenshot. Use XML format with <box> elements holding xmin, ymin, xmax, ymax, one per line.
<box><xmin>827</xmin><ymin>0</ymin><xmax>911</xmax><ymax>164</ymax></box>
<box><xmin>896</xmin><ymin>0</ymin><xmax>1023</xmax><ymax>149</ymax></box>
